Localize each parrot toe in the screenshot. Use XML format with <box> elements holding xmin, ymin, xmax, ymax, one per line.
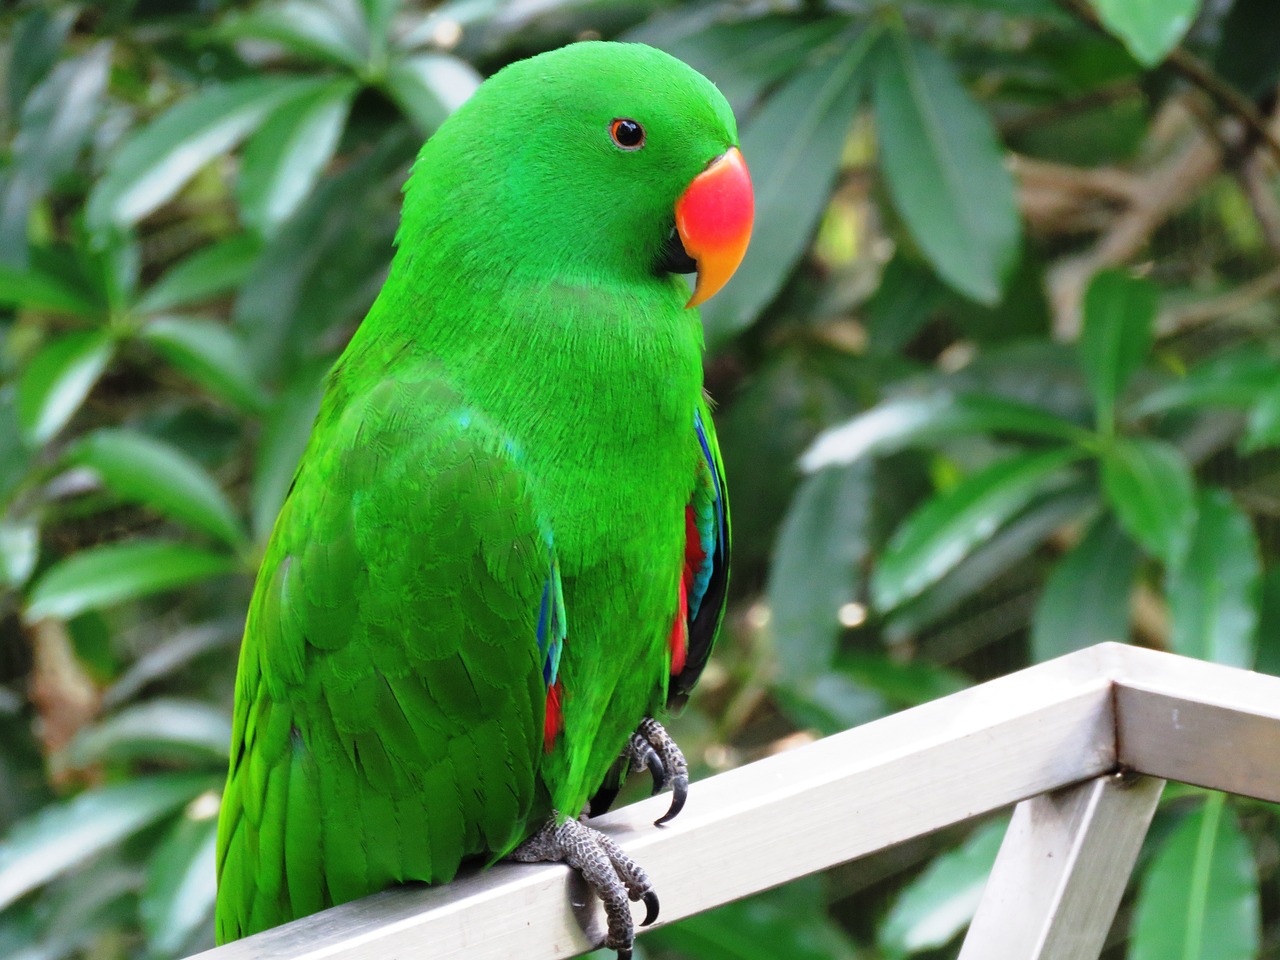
<box><xmin>626</xmin><ymin>717</ymin><xmax>689</xmax><ymax>826</ymax></box>
<box><xmin>510</xmin><ymin>813</ymin><xmax>658</xmax><ymax>957</ymax></box>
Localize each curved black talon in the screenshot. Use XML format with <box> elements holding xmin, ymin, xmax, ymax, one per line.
<box><xmin>635</xmin><ymin>740</ymin><xmax>666</xmax><ymax>794</ymax></box>
<box><xmin>654</xmin><ymin>773</ymin><xmax>688</xmax><ymax>826</ymax></box>
<box><xmin>641</xmin><ymin>890</ymin><xmax>660</xmax><ymax>926</ymax></box>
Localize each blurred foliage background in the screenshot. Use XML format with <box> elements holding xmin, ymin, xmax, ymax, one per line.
<box><xmin>1</xmin><ymin>0</ymin><xmax>1278</xmax><ymax>957</ymax></box>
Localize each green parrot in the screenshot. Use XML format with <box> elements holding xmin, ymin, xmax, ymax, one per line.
<box><xmin>215</xmin><ymin>40</ymin><xmax>751</xmax><ymax>957</ymax></box>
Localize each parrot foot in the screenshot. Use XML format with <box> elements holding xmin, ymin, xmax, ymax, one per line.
<box><xmin>510</xmin><ymin>814</ymin><xmax>658</xmax><ymax>959</ymax></box>
<box><xmin>626</xmin><ymin>716</ymin><xmax>688</xmax><ymax>826</ymax></box>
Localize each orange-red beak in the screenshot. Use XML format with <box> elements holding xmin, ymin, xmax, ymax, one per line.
<box><xmin>675</xmin><ymin>147</ymin><xmax>754</xmax><ymax>308</ymax></box>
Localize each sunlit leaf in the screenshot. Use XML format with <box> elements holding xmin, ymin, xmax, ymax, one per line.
<box><xmin>873</xmin><ymin>31</ymin><xmax>1021</xmax><ymax>304</ymax></box>
<box><xmin>6</xmin><ymin>7</ymin><xmax>76</xmax><ymax>119</ymax></box>
<box><xmin>1130</xmin><ymin>794</ymin><xmax>1259</xmax><ymax>960</ymax></box>
<box><xmin>140</xmin><ymin>316</ymin><xmax>269</xmax><ymax>413</ymax></box>
<box><xmin>874</xmin><ymin>448</ymin><xmax>1084</xmax><ymax>611</ymax></box>
<box><xmin>142</xmin><ymin>811</ymin><xmax>219</xmax><ymax>957</ymax></box>
<box><xmin>1088</xmin><ymin>0</ymin><xmax>1200</xmax><ymax>66</ymax></box>
<box><xmin>220</xmin><ymin>0</ymin><xmax>368</xmax><ymax>68</ymax></box>
<box><xmin>1079</xmin><ymin>269</ymin><xmax>1157</xmax><ymax>431</ymax></box>
<box><xmin>802</xmin><ymin>392</ymin><xmax>1084</xmax><ymax>472</ymax></box>
<box><xmin>0</xmin><ymin>519</ymin><xmax>39</xmax><ymax>589</ymax></box>
<box><xmin>0</xmin><ymin>774</ymin><xmax>213</xmax><ymax>912</ymax></box>
<box><xmin>384</xmin><ymin>54</ymin><xmax>481</xmax><ymax>134</ymax></box>
<box><xmin>879</xmin><ymin>818</ymin><xmax>1008</xmax><ymax>957</ymax></box>
<box><xmin>238</xmin><ymin>79</ymin><xmax>356</xmax><ymax>237</ymax></box>
<box><xmin>136</xmin><ymin>234</ymin><xmax>263</xmax><ymax>314</ymax></box>
<box><xmin>1031</xmin><ymin>514</ymin><xmax>1137</xmax><ymax>661</ymax></box>
<box><xmin>68</xmin><ymin>428</ymin><xmax>246</xmax><ymax>547</ymax></box>
<box><xmin>87</xmin><ymin>75</ymin><xmax>331</xmax><ymax>234</ymax></box>
<box><xmin>66</xmin><ymin>699</ymin><xmax>231</xmax><ymax>768</ymax></box>
<box><xmin>1166</xmin><ymin>488</ymin><xmax>1259</xmax><ymax>668</ymax></box>
<box><xmin>16</xmin><ymin>330</ymin><xmax>114</xmax><ymax>445</ymax></box>
<box><xmin>24</xmin><ymin>540</ymin><xmax>235</xmax><ymax>622</ymax></box>
<box><xmin>1243</xmin><ymin>382</ymin><xmax>1280</xmax><ymax>452</ymax></box>
<box><xmin>1100</xmin><ymin>436</ymin><xmax>1196</xmax><ymax>565</ymax></box>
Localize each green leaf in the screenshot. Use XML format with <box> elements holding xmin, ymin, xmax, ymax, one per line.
<box><xmin>140</xmin><ymin>316</ymin><xmax>269</xmax><ymax>413</ymax></box>
<box><xmin>136</xmin><ymin>234</ymin><xmax>263</xmax><ymax>314</ymax></box>
<box><xmin>1214</xmin><ymin>0</ymin><xmax>1280</xmax><ymax>98</ymax></box>
<box><xmin>0</xmin><ymin>774</ymin><xmax>214</xmax><ymax>912</ymax></box>
<box><xmin>1088</xmin><ymin>0</ymin><xmax>1201</xmax><ymax>66</ymax></box>
<box><xmin>16</xmin><ymin>330</ymin><xmax>114</xmax><ymax>445</ymax></box>
<box><xmin>802</xmin><ymin>392</ymin><xmax>1085</xmax><ymax>472</ymax></box>
<box><xmin>837</xmin><ymin>651</ymin><xmax>969</xmax><ymax>706</ymax></box>
<box><xmin>1130</xmin><ymin>794</ymin><xmax>1259</xmax><ymax>960</ymax></box>
<box><xmin>0</xmin><ymin>260</ymin><xmax>101</xmax><ymax>317</ymax></box>
<box><xmin>699</xmin><ymin>29</ymin><xmax>871</xmax><ymax>346</ymax></box>
<box><xmin>864</xmin><ymin>255</ymin><xmax>946</xmax><ymax>356</ymax></box>
<box><xmin>1100</xmin><ymin>436</ymin><xmax>1196</xmax><ymax>565</ymax></box>
<box><xmin>251</xmin><ymin>361</ymin><xmax>328</xmax><ymax>541</ymax></box>
<box><xmin>874</xmin><ymin>448</ymin><xmax>1083</xmax><ymax>611</ymax></box>
<box><xmin>6</xmin><ymin>7</ymin><xmax>75</xmax><ymax>119</ymax></box>
<box><xmin>68</xmin><ymin>428</ymin><xmax>246</xmax><ymax>547</ymax></box>
<box><xmin>220</xmin><ymin>0</ymin><xmax>368</xmax><ymax>68</ymax></box>
<box><xmin>24</xmin><ymin>540</ymin><xmax>235</xmax><ymax>622</ymax></box>
<box><xmin>1243</xmin><ymin>382</ymin><xmax>1280</xmax><ymax>451</ymax></box>
<box><xmin>238</xmin><ymin>79</ymin><xmax>356</xmax><ymax>237</ymax></box>
<box><xmin>1135</xmin><ymin>347</ymin><xmax>1278</xmax><ymax>415</ymax></box>
<box><xmin>1079</xmin><ymin>269</ymin><xmax>1157</xmax><ymax>431</ymax></box>
<box><xmin>66</xmin><ymin>699</ymin><xmax>231</xmax><ymax>768</ymax></box>
<box><xmin>873</xmin><ymin>31</ymin><xmax>1021</xmax><ymax>305</ymax></box>
<box><xmin>87</xmin><ymin>75</ymin><xmax>331</xmax><ymax>234</ymax></box>
<box><xmin>878</xmin><ymin>818</ymin><xmax>1008</xmax><ymax>957</ymax></box>
<box><xmin>142</xmin><ymin>811</ymin><xmax>219</xmax><ymax>958</ymax></box>
<box><xmin>1166</xmin><ymin>489</ymin><xmax>1259</xmax><ymax>668</ymax></box>
<box><xmin>383</xmin><ymin>54</ymin><xmax>481</xmax><ymax>135</ymax></box>
<box><xmin>1031</xmin><ymin>514</ymin><xmax>1138</xmax><ymax>661</ymax></box>
<box><xmin>767</xmin><ymin>464</ymin><xmax>870</xmax><ymax>685</ymax></box>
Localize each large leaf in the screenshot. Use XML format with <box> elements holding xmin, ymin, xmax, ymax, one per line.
<box><xmin>66</xmin><ymin>699</ymin><xmax>231</xmax><ymax>768</ymax></box>
<box><xmin>383</xmin><ymin>54</ymin><xmax>482</xmax><ymax>135</ymax></box>
<box><xmin>16</xmin><ymin>330</ymin><xmax>114</xmax><ymax>445</ymax></box>
<box><xmin>873</xmin><ymin>447</ymin><xmax>1083</xmax><ymax>611</ymax></box>
<box><xmin>767</xmin><ymin>463</ymin><xmax>870</xmax><ymax>685</ymax></box>
<box><xmin>67</xmin><ymin>428</ymin><xmax>246</xmax><ymax>548</ymax></box>
<box><xmin>1031</xmin><ymin>514</ymin><xmax>1138</xmax><ymax>661</ymax></box>
<box><xmin>250</xmin><ymin>361</ymin><xmax>328</xmax><ymax>541</ymax></box>
<box><xmin>1100</xmin><ymin>436</ymin><xmax>1196</xmax><ymax>565</ymax></box>
<box><xmin>1079</xmin><ymin>269</ymin><xmax>1157</xmax><ymax>431</ymax></box>
<box><xmin>142</xmin><ymin>811</ymin><xmax>219</xmax><ymax>957</ymax></box>
<box><xmin>878</xmin><ymin>818</ymin><xmax>1008</xmax><ymax>957</ymax></box>
<box><xmin>1130</xmin><ymin>794</ymin><xmax>1259</xmax><ymax>960</ymax></box>
<box><xmin>220</xmin><ymin>0</ymin><xmax>369</xmax><ymax>68</ymax></box>
<box><xmin>1088</xmin><ymin>0</ymin><xmax>1201</xmax><ymax>66</ymax></box>
<box><xmin>698</xmin><ymin>29</ymin><xmax>872</xmax><ymax>345</ymax></box>
<box><xmin>0</xmin><ymin>260</ymin><xmax>100</xmax><ymax>317</ymax></box>
<box><xmin>864</xmin><ymin>255</ymin><xmax>946</xmax><ymax>356</ymax></box>
<box><xmin>140</xmin><ymin>315</ymin><xmax>269</xmax><ymax>413</ymax></box>
<box><xmin>1166</xmin><ymin>488</ymin><xmax>1259</xmax><ymax>668</ymax></box>
<box><xmin>0</xmin><ymin>774</ymin><xmax>213</xmax><ymax>912</ymax></box>
<box><xmin>136</xmin><ymin>234</ymin><xmax>263</xmax><ymax>314</ymax></box>
<box><xmin>873</xmin><ymin>31</ymin><xmax>1021</xmax><ymax>305</ymax></box>
<box><xmin>5</xmin><ymin>7</ymin><xmax>75</xmax><ymax>119</ymax></box>
<box><xmin>24</xmin><ymin>540</ymin><xmax>235</xmax><ymax>622</ymax></box>
<box><xmin>802</xmin><ymin>392</ymin><xmax>1085</xmax><ymax>472</ymax></box>
<box><xmin>238</xmin><ymin>79</ymin><xmax>356</xmax><ymax>237</ymax></box>
<box><xmin>1135</xmin><ymin>346</ymin><xmax>1278</xmax><ymax>416</ymax></box>
<box><xmin>86</xmin><ymin>75</ymin><xmax>331</xmax><ymax>234</ymax></box>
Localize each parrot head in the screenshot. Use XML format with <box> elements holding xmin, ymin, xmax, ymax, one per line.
<box><xmin>398</xmin><ymin>41</ymin><xmax>753</xmax><ymax>309</ymax></box>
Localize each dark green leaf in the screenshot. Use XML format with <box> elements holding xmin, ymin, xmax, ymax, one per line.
<box><xmin>68</xmin><ymin>428</ymin><xmax>246</xmax><ymax>547</ymax></box>
<box><xmin>1100</xmin><ymin>436</ymin><xmax>1196</xmax><ymax>565</ymax></box>
<box><xmin>874</xmin><ymin>448</ymin><xmax>1083</xmax><ymax>611</ymax></box>
<box><xmin>142</xmin><ymin>811</ymin><xmax>219</xmax><ymax>958</ymax></box>
<box><xmin>878</xmin><ymin>818</ymin><xmax>1008</xmax><ymax>957</ymax></box>
<box><xmin>1031</xmin><ymin>514</ymin><xmax>1138</xmax><ymax>661</ymax></box>
<box><xmin>1130</xmin><ymin>794</ymin><xmax>1259</xmax><ymax>960</ymax></box>
<box><xmin>1089</xmin><ymin>0</ymin><xmax>1201</xmax><ymax>66</ymax></box>
<box><xmin>220</xmin><ymin>0</ymin><xmax>368</xmax><ymax>68</ymax></box>
<box><xmin>873</xmin><ymin>31</ymin><xmax>1021</xmax><ymax>305</ymax></box>
<box><xmin>6</xmin><ymin>7</ymin><xmax>75</xmax><ymax>119</ymax></box>
<box><xmin>136</xmin><ymin>235</ymin><xmax>263</xmax><ymax>314</ymax></box>
<box><xmin>86</xmin><ymin>75</ymin><xmax>332</xmax><ymax>234</ymax></box>
<box><xmin>865</xmin><ymin>255</ymin><xmax>946</xmax><ymax>356</ymax></box>
<box><xmin>699</xmin><ymin>29</ymin><xmax>872</xmax><ymax>345</ymax></box>
<box><xmin>1214</xmin><ymin>0</ymin><xmax>1280</xmax><ymax>98</ymax></box>
<box><xmin>140</xmin><ymin>316</ymin><xmax>269</xmax><ymax>413</ymax></box>
<box><xmin>0</xmin><ymin>261</ymin><xmax>101</xmax><ymax>317</ymax></box>
<box><xmin>1079</xmin><ymin>270</ymin><xmax>1157</xmax><ymax>431</ymax></box>
<box><xmin>1243</xmin><ymin>382</ymin><xmax>1280</xmax><ymax>451</ymax></box>
<box><xmin>66</xmin><ymin>699</ymin><xmax>231</xmax><ymax>767</ymax></box>
<box><xmin>1166</xmin><ymin>488</ymin><xmax>1259</xmax><ymax>668</ymax></box>
<box><xmin>802</xmin><ymin>392</ymin><xmax>1085</xmax><ymax>472</ymax></box>
<box><xmin>837</xmin><ymin>651</ymin><xmax>969</xmax><ymax>706</ymax></box>
<box><xmin>1254</xmin><ymin>568</ymin><xmax>1280</xmax><ymax>678</ymax></box>
<box><xmin>24</xmin><ymin>540</ymin><xmax>235</xmax><ymax>622</ymax></box>
<box><xmin>383</xmin><ymin>54</ymin><xmax>481</xmax><ymax>135</ymax></box>
<box><xmin>768</xmin><ymin>463</ymin><xmax>870</xmax><ymax>684</ymax></box>
<box><xmin>16</xmin><ymin>331</ymin><xmax>114</xmax><ymax>445</ymax></box>
<box><xmin>238</xmin><ymin>79</ymin><xmax>356</xmax><ymax>237</ymax></box>
<box><xmin>1135</xmin><ymin>346</ymin><xmax>1278</xmax><ymax>415</ymax></box>
<box><xmin>0</xmin><ymin>774</ymin><xmax>214</xmax><ymax>911</ymax></box>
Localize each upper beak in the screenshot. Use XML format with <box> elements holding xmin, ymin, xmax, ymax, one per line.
<box><xmin>674</xmin><ymin>147</ymin><xmax>754</xmax><ymax>308</ymax></box>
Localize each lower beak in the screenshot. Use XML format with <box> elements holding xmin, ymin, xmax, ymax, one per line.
<box><xmin>674</xmin><ymin>147</ymin><xmax>754</xmax><ymax>308</ymax></box>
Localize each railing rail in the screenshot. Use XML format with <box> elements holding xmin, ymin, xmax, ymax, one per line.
<box><xmin>189</xmin><ymin>643</ymin><xmax>1280</xmax><ymax>960</ymax></box>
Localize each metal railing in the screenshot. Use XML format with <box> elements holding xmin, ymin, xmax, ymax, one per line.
<box><xmin>189</xmin><ymin>642</ymin><xmax>1280</xmax><ymax>960</ymax></box>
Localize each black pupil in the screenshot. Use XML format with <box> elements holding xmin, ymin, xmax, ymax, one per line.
<box><xmin>615</xmin><ymin>120</ymin><xmax>643</xmax><ymax>147</ymax></box>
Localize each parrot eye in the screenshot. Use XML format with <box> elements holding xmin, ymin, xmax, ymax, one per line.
<box><xmin>609</xmin><ymin>118</ymin><xmax>645</xmax><ymax>151</ymax></box>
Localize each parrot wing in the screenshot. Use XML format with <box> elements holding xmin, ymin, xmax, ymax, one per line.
<box><xmin>215</xmin><ymin>362</ymin><xmax>564</xmax><ymax>941</ymax></box>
